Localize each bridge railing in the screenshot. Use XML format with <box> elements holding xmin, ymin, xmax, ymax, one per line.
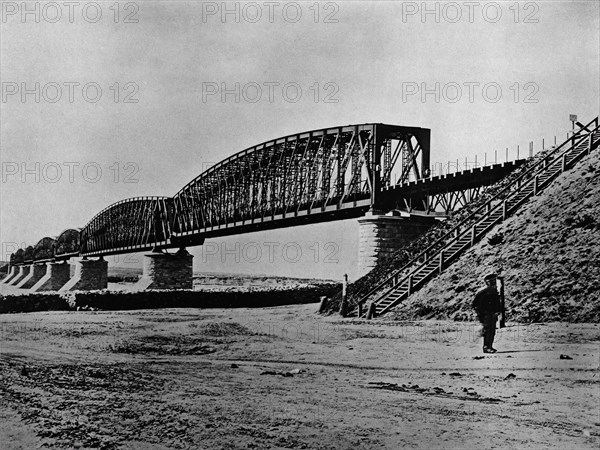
<box><xmin>354</xmin><ymin>116</ymin><xmax>599</xmax><ymax>312</ymax></box>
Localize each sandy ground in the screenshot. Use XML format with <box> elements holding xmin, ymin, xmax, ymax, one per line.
<box><xmin>0</xmin><ymin>303</ymin><xmax>598</xmax><ymax>449</ymax></box>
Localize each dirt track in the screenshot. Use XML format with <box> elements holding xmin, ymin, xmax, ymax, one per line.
<box><xmin>0</xmin><ymin>304</ymin><xmax>598</xmax><ymax>449</ymax></box>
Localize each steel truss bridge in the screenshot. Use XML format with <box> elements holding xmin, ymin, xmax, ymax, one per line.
<box><xmin>9</xmin><ymin>123</ymin><xmax>524</xmax><ymax>265</ymax></box>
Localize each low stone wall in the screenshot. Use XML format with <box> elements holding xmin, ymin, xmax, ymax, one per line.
<box><xmin>0</xmin><ymin>284</ymin><xmax>339</xmax><ymax>314</ymax></box>
<box><xmin>0</xmin><ymin>294</ymin><xmax>71</xmax><ymax>313</ymax></box>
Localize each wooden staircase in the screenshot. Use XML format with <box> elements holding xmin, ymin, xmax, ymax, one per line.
<box><xmin>354</xmin><ymin>117</ymin><xmax>600</xmax><ymax>318</ymax></box>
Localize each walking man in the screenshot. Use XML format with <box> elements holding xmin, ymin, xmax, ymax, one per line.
<box><xmin>472</xmin><ymin>272</ymin><xmax>503</xmax><ymax>353</ymax></box>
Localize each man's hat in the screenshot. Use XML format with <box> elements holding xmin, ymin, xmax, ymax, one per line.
<box><xmin>484</xmin><ymin>272</ymin><xmax>497</xmax><ymax>281</ymax></box>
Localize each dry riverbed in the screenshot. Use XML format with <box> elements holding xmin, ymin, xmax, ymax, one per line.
<box><xmin>0</xmin><ymin>304</ymin><xmax>598</xmax><ymax>449</ymax></box>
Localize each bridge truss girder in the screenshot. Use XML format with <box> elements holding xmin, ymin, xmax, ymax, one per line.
<box><xmin>427</xmin><ymin>187</ymin><xmax>483</xmax><ymax>214</ymax></box>
<box><xmin>172</xmin><ymin>123</ymin><xmax>430</xmax><ymax>239</ymax></box>
<box><xmin>389</xmin><ymin>186</ymin><xmax>484</xmax><ymax>215</ymax></box>
<box><xmin>9</xmin><ymin>123</ymin><xmax>436</xmax><ymax>259</ymax></box>
<box><xmin>81</xmin><ymin>197</ymin><xmax>173</xmax><ymax>257</ymax></box>
<box><xmin>6</xmin><ymin>125</ymin><xmax>534</xmax><ymax>261</ymax></box>
<box><xmin>33</xmin><ymin>237</ymin><xmax>56</xmax><ymax>262</ymax></box>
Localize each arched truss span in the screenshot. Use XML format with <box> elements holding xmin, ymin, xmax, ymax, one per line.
<box><xmin>23</xmin><ymin>246</ymin><xmax>34</xmax><ymax>263</ymax></box>
<box><xmin>11</xmin><ymin>248</ymin><xmax>25</xmax><ymax>266</ymax></box>
<box><xmin>80</xmin><ymin>197</ymin><xmax>173</xmax><ymax>256</ymax></box>
<box><xmin>55</xmin><ymin>229</ymin><xmax>81</xmax><ymax>259</ymax></box>
<box><xmin>172</xmin><ymin>123</ymin><xmax>430</xmax><ymax>238</ymax></box>
<box><xmin>33</xmin><ymin>237</ymin><xmax>56</xmax><ymax>262</ymax></box>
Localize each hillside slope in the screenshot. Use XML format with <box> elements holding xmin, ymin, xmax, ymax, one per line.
<box><xmin>388</xmin><ymin>150</ymin><xmax>600</xmax><ymax>323</ymax></box>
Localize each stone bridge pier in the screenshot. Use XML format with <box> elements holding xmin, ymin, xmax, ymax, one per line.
<box><xmin>1</xmin><ymin>266</ymin><xmax>18</xmax><ymax>284</ymax></box>
<box><xmin>31</xmin><ymin>261</ymin><xmax>72</xmax><ymax>292</ymax></box>
<box><xmin>7</xmin><ymin>265</ymin><xmax>30</xmax><ymax>286</ymax></box>
<box><xmin>357</xmin><ymin>212</ymin><xmax>439</xmax><ymax>279</ymax></box>
<box><xmin>134</xmin><ymin>248</ymin><xmax>194</xmax><ymax>291</ymax></box>
<box><xmin>16</xmin><ymin>263</ymin><xmax>48</xmax><ymax>289</ymax></box>
<box><xmin>60</xmin><ymin>258</ymin><xmax>108</xmax><ymax>292</ymax></box>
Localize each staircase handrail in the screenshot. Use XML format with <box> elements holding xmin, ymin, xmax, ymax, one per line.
<box><xmin>355</xmin><ymin>116</ymin><xmax>599</xmax><ymax>311</ymax></box>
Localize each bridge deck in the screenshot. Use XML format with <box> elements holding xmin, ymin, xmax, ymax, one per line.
<box><xmin>385</xmin><ymin>160</ymin><xmax>526</xmax><ymax>197</ymax></box>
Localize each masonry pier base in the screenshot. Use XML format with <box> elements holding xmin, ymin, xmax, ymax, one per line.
<box><xmin>8</xmin><ymin>265</ymin><xmax>31</xmax><ymax>286</ymax></box>
<box><xmin>17</xmin><ymin>263</ymin><xmax>47</xmax><ymax>289</ymax></box>
<box><xmin>357</xmin><ymin>212</ymin><xmax>437</xmax><ymax>279</ymax></box>
<box><xmin>133</xmin><ymin>248</ymin><xmax>194</xmax><ymax>291</ymax></box>
<box><xmin>31</xmin><ymin>261</ymin><xmax>72</xmax><ymax>292</ymax></box>
<box><xmin>1</xmin><ymin>266</ymin><xmax>18</xmax><ymax>284</ymax></box>
<box><xmin>60</xmin><ymin>258</ymin><xmax>108</xmax><ymax>292</ymax></box>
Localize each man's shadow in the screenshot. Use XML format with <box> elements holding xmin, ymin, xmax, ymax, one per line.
<box><xmin>494</xmin><ymin>349</ymin><xmax>544</xmax><ymax>354</ymax></box>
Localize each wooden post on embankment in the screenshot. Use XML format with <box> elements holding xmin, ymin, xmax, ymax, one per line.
<box><xmin>339</xmin><ymin>274</ymin><xmax>348</xmax><ymax>317</ymax></box>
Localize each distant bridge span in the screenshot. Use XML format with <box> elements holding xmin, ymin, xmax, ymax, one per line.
<box><xmin>13</xmin><ymin>123</ymin><xmax>524</xmax><ymax>261</ymax></box>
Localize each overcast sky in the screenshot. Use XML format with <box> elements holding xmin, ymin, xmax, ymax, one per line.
<box><xmin>1</xmin><ymin>0</ymin><xmax>598</xmax><ymax>279</ymax></box>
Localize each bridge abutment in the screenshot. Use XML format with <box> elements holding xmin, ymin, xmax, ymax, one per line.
<box><xmin>357</xmin><ymin>213</ymin><xmax>436</xmax><ymax>278</ymax></box>
<box><xmin>134</xmin><ymin>248</ymin><xmax>194</xmax><ymax>291</ymax></box>
<box><xmin>8</xmin><ymin>265</ymin><xmax>30</xmax><ymax>286</ymax></box>
<box><xmin>31</xmin><ymin>261</ymin><xmax>72</xmax><ymax>292</ymax></box>
<box><xmin>60</xmin><ymin>258</ymin><xmax>108</xmax><ymax>292</ymax></box>
<box><xmin>18</xmin><ymin>263</ymin><xmax>47</xmax><ymax>289</ymax></box>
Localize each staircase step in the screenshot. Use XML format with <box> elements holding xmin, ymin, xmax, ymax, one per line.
<box><xmin>540</xmin><ymin>171</ymin><xmax>559</xmax><ymax>179</ymax></box>
<box><xmin>388</xmin><ymin>291</ymin><xmax>406</xmax><ymax>297</ymax></box>
<box><xmin>381</xmin><ymin>300</ymin><xmax>399</xmax><ymax>306</ymax></box>
<box><xmin>450</xmin><ymin>238</ymin><xmax>469</xmax><ymax>245</ymax></box>
<box><xmin>479</xmin><ymin>220</ymin><xmax>496</xmax><ymax>227</ymax></box>
<box><xmin>454</xmin><ymin>241</ymin><xmax>470</xmax><ymax>247</ymax></box>
<box><xmin>392</xmin><ymin>288</ymin><xmax>409</xmax><ymax>295</ymax></box>
<box><xmin>509</xmin><ymin>195</ymin><xmax>529</xmax><ymax>202</ymax></box>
